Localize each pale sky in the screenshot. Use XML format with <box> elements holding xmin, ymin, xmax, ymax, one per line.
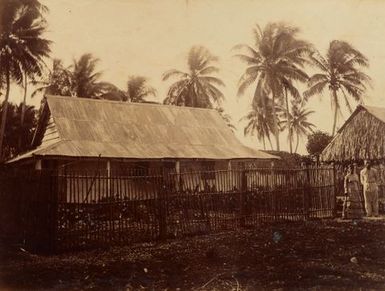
<box><xmin>7</xmin><ymin>0</ymin><xmax>385</xmax><ymax>154</ymax></box>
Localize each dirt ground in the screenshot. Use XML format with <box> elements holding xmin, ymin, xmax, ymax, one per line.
<box><xmin>1</xmin><ymin>218</ymin><xmax>385</xmax><ymax>290</ymax></box>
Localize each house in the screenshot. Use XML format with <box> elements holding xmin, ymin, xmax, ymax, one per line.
<box><xmin>321</xmin><ymin>105</ymin><xmax>385</xmax><ymax>163</ymax></box>
<box><xmin>7</xmin><ymin>95</ymin><xmax>278</xmax><ymax>202</ymax></box>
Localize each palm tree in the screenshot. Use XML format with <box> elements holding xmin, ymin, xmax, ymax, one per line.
<box><xmin>242</xmin><ymin>98</ymin><xmax>274</xmax><ymax>150</ymax></box>
<box><xmin>33</xmin><ymin>54</ymin><xmax>119</xmax><ymax>99</ymax></box>
<box><xmin>279</xmin><ymin>100</ymin><xmax>315</xmax><ymax>153</ymax></box>
<box><xmin>234</xmin><ymin>23</ymin><xmax>312</xmax><ymax>151</ymax></box>
<box><xmin>162</xmin><ymin>46</ymin><xmax>224</xmax><ymax>108</ymax></box>
<box><xmin>304</xmin><ymin>40</ymin><xmax>370</xmax><ymax>136</ymax></box>
<box><xmin>71</xmin><ymin>53</ymin><xmax>114</xmax><ymax>98</ymax></box>
<box><xmin>126</xmin><ymin>76</ymin><xmax>156</xmax><ymax>102</ymax></box>
<box><xmin>0</xmin><ymin>0</ymin><xmax>50</xmax><ymax>160</ymax></box>
<box><xmin>31</xmin><ymin>59</ymin><xmax>74</xmax><ymax>97</ymax></box>
<box><xmin>0</xmin><ymin>102</ymin><xmax>36</xmax><ymax>159</ymax></box>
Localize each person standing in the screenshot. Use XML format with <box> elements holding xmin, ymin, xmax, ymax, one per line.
<box><xmin>343</xmin><ymin>164</ymin><xmax>364</xmax><ymax>219</ymax></box>
<box><xmin>360</xmin><ymin>160</ymin><xmax>379</xmax><ymax>217</ymax></box>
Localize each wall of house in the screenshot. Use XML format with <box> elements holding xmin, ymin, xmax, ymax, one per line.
<box><xmin>178</xmin><ymin>160</ymin><xmax>243</xmax><ymax>192</ymax></box>
<box><xmin>56</xmin><ymin>160</ymin><xmax>165</xmax><ymax>203</ymax></box>
<box><xmin>45</xmin><ymin>158</ymin><xmax>269</xmax><ymax>203</ymax></box>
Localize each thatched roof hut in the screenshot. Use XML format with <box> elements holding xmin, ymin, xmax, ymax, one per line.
<box><xmin>321</xmin><ymin>105</ymin><xmax>385</xmax><ymax>163</ymax></box>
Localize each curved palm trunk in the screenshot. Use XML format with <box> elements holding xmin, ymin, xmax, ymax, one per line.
<box><xmin>295</xmin><ymin>132</ymin><xmax>300</xmax><ymax>153</ymax></box>
<box><xmin>271</xmin><ymin>96</ymin><xmax>280</xmax><ymax>151</ymax></box>
<box><xmin>19</xmin><ymin>74</ymin><xmax>28</xmax><ymax>151</ymax></box>
<box><xmin>284</xmin><ymin>88</ymin><xmax>292</xmax><ymax>153</ymax></box>
<box><xmin>332</xmin><ymin>89</ymin><xmax>338</xmax><ymax>136</ymax></box>
<box><xmin>0</xmin><ymin>68</ymin><xmax>11</xmax><ymax>161</ymax></box>
<box><xmin>267</xmin><ymin>135</ymin><xmax>273</xmax><ymax>150</ymax></box>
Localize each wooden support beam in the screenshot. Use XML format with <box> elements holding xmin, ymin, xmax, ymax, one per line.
<box><xmin>175</xmin><ymin>160</ymin><xmax>180</xmax><ymax>191</ymax></box>
<box><xmin>107</xmin><ymin>160</ymin><xmax>111</xmax><ymax>196</ymax></box>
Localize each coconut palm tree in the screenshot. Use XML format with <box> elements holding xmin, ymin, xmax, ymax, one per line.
<box><xmin>304</xmin><ymin>40</ymin><xmax>370</xmax><ymax>136</ymax></box>
<box><xmin>0</xmin><ymin>0</ymin><xmax>51</xmax><ymax>160</ymax></box>
<box><xmin>31</xmin><ymin>59</ymin><xmax>74</xmax><ymax>97</ymax></box>
<box><xmin>34</xmin><ymin>54</ymin><xmax>119</xmax><ymax>99</ymax></box>
<box><xmin>162</xmin><ymin>46</ymin><xmax>224</xmax><ymax>108</ymax></box>
<box><xmin>279</xmin><ymin>100</ymin><xmax>315</xmax><ymax>153</ymax></box>
<box><xmin>242</xmin><ymin>98</ymin><xmax>275</xmax><ymax>150</ymax></box>
<box><xmin>0</xmin><ymin>102</ymin><xmax>36</xmax><ymax>159</ymax></box>
<box><xmin>126</xmin><ymin>76</ymin><xmax>156</xmax><ymax>102</ymax></box>
<box><xmin>71</xmin><ymin>53</ymin><xmax>115</xmax><ymax>98</ymax></box>
<box><xmin>234</xmin><ymin>23</ymin><xmax>312</xmax><ymax>151</ymax></box>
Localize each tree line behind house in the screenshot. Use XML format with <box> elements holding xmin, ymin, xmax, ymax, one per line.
<box><xmin>0</xmin><ymin>1</ymin><xmax>369</xmax><ymax>161</ymax></box>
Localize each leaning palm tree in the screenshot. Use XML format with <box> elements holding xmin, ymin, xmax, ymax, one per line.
<box><xmin>126</xmin><ymin>76</ymin><xmax>156</xmax><ymax>102</ymax></box>
<box><xmin>242</xmin><ymin>98</ymin><xmax>275</xmax><ymax>150</ymax></box>
<box><xmin>0</xmin><ymin>0</ymin><xmax>51</xmax><ymax>160</ymax></box>
<box><xmin>162</xmin><ymin>46</ymin><xmax>224</xmax><ymax>108</ymax></box>
<box><xmin>216</xmin><ymin>107</ymin><xmax>236</xmax><ymax>132</ymax></box>
<box><xmin>304</xmin><ymin>40</ymin><xmax>370</xmax><ymax>136</ymax></box>
<box><xmin>234</xmin><ymin>23</ymin><xmax>312</xmax><ymax>151</ymax></box>
<box><xmin>279</xmin><ymin>100</ymin><xmax>315</xmax><ymax>153</ymax></box>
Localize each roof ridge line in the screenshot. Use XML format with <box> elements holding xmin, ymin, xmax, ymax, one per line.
<box><xmin>45</xmin><ymin>94</ymin><xmax>218</xmax><ymax>112</ymax></box>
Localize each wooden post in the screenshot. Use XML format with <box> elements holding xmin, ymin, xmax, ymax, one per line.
<box><xmin>332</xmin><ymin>162</ymin><xmax>337</xmax><ymax>217</ymax></box>
<box><xmin>107</xmin><ymin>160</ymin><xmax>111</xmax><ymax>196</ymax></box>
<box><xmin>175</xmin><ymin>160</ymin><xmax>181</xmax><ymax>191</ymax></box>
<box><xmin>48</xmin><ymin>170</ymin><xmax>58</xmax><ymax>253</ymax></box>
<box><xmin>159</xmin><ymin>167</ymin><xmax>168</xmax><ymax>240</ymax></box>
<box><xmin>106</xmin><ymin>160</ymin><xmax>114</xmax><ymax>234</ymax></box>
<box><xmin>240</xmin><ymin>169</ymin><xmax>247</xmax><ymax>227</ymax></box>
<box><xmin>303</xmin><ymin>166</ymin><xmax>310</xmax><ymax>220</ymax></box>
<box><xmin>270</xmin><ymin>161</ymin><xmax>276</xmax><ymax>221</ymax></box>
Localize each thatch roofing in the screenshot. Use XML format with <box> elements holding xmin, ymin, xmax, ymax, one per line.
<box><xmin>321</xmin><ymin>105</ymin><xmax>385</xmax><ymax>162</ymax></box>
<box><xmin>8</xmin><ymin>95</ymin><xmax>277</xmax><ymax>163</ymax></box>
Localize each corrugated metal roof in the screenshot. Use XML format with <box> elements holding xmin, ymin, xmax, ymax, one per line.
<box><xmin>8</xmin><ymin>95</ymin><xmax>278</xmax><ymax>162</ymax></box>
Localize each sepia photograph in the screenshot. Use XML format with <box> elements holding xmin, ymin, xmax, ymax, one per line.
<box><xmin>0</xmin><ymin>0</ymin><xmax>384</xmax><ymax>289</ymax></box>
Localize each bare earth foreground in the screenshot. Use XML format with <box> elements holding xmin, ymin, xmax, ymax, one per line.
<box><xmin>1</xmin><ymin>218</ymin><xmax>385</xmax><ymax>290</ymax></box>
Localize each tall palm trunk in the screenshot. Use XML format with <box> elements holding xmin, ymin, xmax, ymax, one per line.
<box><xmin>284</xmin><ymin>88</ymin><xmax>292</xmax><ymax>153</ymax></box>
<box><xmin>267</xmin><ymin>135</ymin><xmax>273</xmax><ymax>150</ymax></box>
<box><xmin>19</xmin><ymin>73</ymin><xmax>28</xmax><ymax>151</ymax></box>
<box><xmin>271</xmin><ymin>95</ymin><xmax>280</xmax><ymax>151</ymax></box>
<box><xmin>332</xmin><ymin>89</ymin><xmax>338</xmax><ymax>136</ymax></box>
<box><xmin>262</xmin><ymin>136</ymin><xmax>266</xmax><ymax>150</ymax></box>
<box><xmin>0</xmin><ymin>67</ymin><xmax>11</xmax><ymax>161</ymax></box>
<box><xmin>295</xmin><ymin>132</ymin><xmax>300</xmax><ymax>153</ymax></box>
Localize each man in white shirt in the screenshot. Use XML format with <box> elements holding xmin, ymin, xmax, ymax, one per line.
<box><xmin>360</xmin><ymin>160</ymin><xmax>379</xmax><ymax>217</ymax></box>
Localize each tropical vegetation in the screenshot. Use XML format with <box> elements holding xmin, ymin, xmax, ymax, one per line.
<box><xmin>306</xmin><ymin>131</ymin><xmax>333</xmax><ymax>158</ymax></box>
<box><xmin>0</xmin><ymin>0</ymin><xmax>372</xmax><ymax>161</ymax></box>
<box><xmin>242</xmin><ymin>99</ymin><xmax>274</xmax><ymax>150</ymax></box>
<box><xmin>126</xmin><ymin>76</ymin><xmax>157</xmax><ymax>102</ymax></box>
<box><xmin>0</xmin><ymin>102</ymin><xmax>37</xmax><ymax>158</ymax></box>
<box><xmin>279</xmin><ymin>100</ymin><xmax>315</xmax><ymax>153</ymax></box>
<box><xmin>162</xmin><ymin>46</ymin><xmax>224</xmax><ymax>109</ymax></box>
<box><xmin>0</xmin><ymin>0</ymin><xmax>50</xmax><ymax>159</ymax></box>
<box><xmin>234</xmin><ymin>23</ymin><xmax>313</xmax><ymax>151</ymax></box>
<box><xmin>304</xmin><ymin>40</ymin><xmax>370</xmax><ymax>135</ymax></box>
